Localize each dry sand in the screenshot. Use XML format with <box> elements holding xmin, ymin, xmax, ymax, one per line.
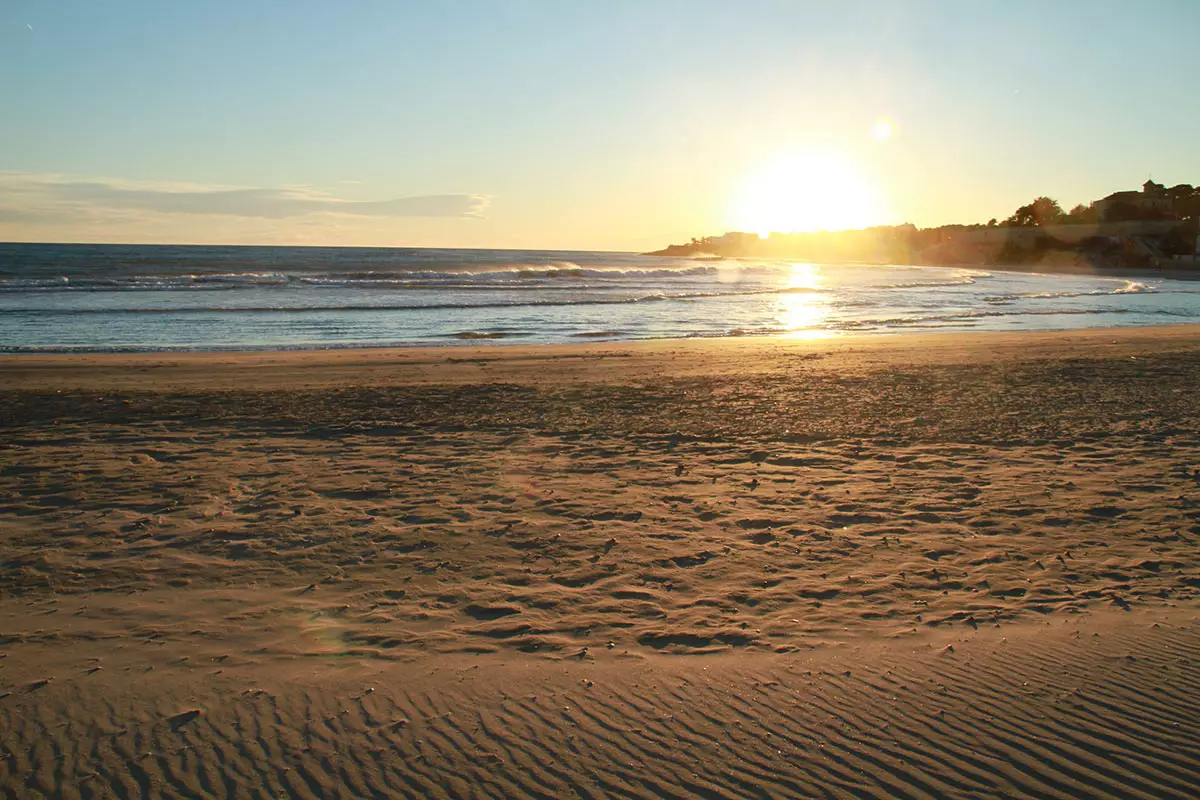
<box><xmin>2</xmin><ymin>326</ymin><xmax>1200</xmax><ymax>798</ymax></box>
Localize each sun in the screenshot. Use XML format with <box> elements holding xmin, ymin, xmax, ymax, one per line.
<box><xmin>729</xmin><ymin>149</ymin><xmax>887</xmax><ymax>236</ymax></box>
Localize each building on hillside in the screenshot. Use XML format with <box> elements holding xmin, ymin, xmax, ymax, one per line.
<box><xmin>710</xmin><ymin>232</ymin><xmax>760</xmax><ymax>248</ymax></box>
<box><xmin>1093</xmin><ymin>180</ymin><xmax>1172</xmax><ymax>220</ymax></box>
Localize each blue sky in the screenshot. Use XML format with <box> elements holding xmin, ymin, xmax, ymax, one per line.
<box><xmin>2</xmin><ymin>1</ymin><xmax>1199</xmax><ymax>249</ymax></box>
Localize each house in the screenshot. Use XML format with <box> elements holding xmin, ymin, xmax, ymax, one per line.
<box><xmin>1093</xmin><ymin>180</ymin><xmax>1173</xmax><ymax>220</ymax></box>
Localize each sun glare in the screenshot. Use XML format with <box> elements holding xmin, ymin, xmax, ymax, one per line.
<box><xmin>786</xmin><ymin>262</ymin><xmax>822</xmax><ymax>291</ymax></box>
<box><xmin>776</xmin><ymin>263</ymin><xmax>834</xmax><ymax>338</ymax></box>
<box><xmin>730</xmin><ymin>150</ymin><xmax>887</xmax><ymax>237</ymax></box>
<box><xmin>777</xmin><ymin>292</ymin><xmax>834</xmax><ymax>338</ymax></box>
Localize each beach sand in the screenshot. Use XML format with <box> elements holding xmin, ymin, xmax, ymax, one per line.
<box><xmin>3</xmin><ymin>326</ymin><xmax>1200</xmax><ymax>797</ymax></box>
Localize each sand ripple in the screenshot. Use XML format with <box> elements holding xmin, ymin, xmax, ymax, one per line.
<box><xmin>1</xmin><ymin>615</ymin><xmax>1197</xmax><ymax>798</ymax></box>
<box><xmin>3</xmin><ymin>331</ymin><xmax>1200</xmax><ymax>795</ymax></box>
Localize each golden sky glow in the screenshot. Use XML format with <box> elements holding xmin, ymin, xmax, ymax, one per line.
<box><xmin>729</xmin><ymin>150</ymin><xmax>890</xmax><ymax>236</ymax></box>
<box><xmin>3</xmin><ymin>5</ymin><xmax>1198</xmax><ymax>250</ymax></box>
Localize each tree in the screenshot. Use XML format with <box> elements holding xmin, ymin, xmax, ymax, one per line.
<box><xmin>1160</xmin><ymin>224</ymin><xmax>1196</xmax><ymax>256</ymax></box>
<box><xmin>1167</xmin><ymin>185</ymin><xmax>1200</xmax><ymax>219</ymax></box>
<box><xmin>1103</xmin><ymin>201</ymin><xmax>1145</xmax><ymax>223</ymax></box>
<box><xmin>1166</xmin><ymin>183</ymin><xmax>1194</xmax><ymax>201</ymax></box>
<box><xmin>1066</xmin><ymin>203</ymin><xmax>1099</xmax><ymax>224</ymax></box>
<box><xmin>1005</xmin><ymin>197</ymin><xmax>1065</xmax><ymax>227</ymax></box>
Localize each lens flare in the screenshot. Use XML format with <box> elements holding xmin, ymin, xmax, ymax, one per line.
<box><xmin>872</xmin><ymin>116</ymin><xmax>897</xmax><ymax>142</ymax></box>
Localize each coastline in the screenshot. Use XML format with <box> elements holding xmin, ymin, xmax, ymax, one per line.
<box><xmin>980</xmin><ymin>259</ymin><xmax>1200</xmax><ymax>282</ymax></box>
<box><xmin>4</xmin><ymin>322</ymin><xmax>1200</xmax><ymax>391</ymax></box>
<box><xmin>4</xmin><ymin>324</ymin><xmax>1200</xmax><ymax>796</ymax></box>
<box><xmin>647</xmin><ymin>251</ymin><xmax>1200</xmax><ymax>283</ymax></box>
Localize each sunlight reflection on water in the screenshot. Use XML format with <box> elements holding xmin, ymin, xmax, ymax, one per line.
<box><xmin>776</xmin><ymin>263</ymin><xmax>837</xmax><ymax>337</ymax></box>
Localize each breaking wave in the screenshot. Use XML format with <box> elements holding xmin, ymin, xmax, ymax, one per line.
<box><xmin>0</xmin><ymin>265</ymin><xmax>736</xmax><ymax>293</ymax></box>
<box><xmin>983</xmin><ymin>280</ymin><xmax>1156</xmax><ymax>304</ymax></box>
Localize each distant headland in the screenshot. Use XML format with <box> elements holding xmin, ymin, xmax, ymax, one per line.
<box><xmin>649</xmin><ymin>181</ymin><xmax>1200</xmax><ymax>274</ymax></box>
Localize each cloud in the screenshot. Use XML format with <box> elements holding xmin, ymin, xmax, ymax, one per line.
<box><xmin>0</xmin><ymin>173</ymin><xmax>490</xmax><ymax>222</ymax></box>
<box><xmin>0</xmin><ymin>207</ymin><xmax>53</xmax><ymax>223</ymax></box>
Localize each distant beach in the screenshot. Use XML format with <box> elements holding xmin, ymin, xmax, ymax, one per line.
<box><xmin>3</xmin><ymin>327</ymin><xmax>1200</xmax><ymax>796</ymax></box>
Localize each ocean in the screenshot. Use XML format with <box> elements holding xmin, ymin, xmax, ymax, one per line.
<box><xmin>2</xmin><ymin>242</ymin><xmax>1200</xmax><ymax>352</ymax></box>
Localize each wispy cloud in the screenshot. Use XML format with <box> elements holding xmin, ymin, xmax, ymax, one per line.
<box><xmin>0</xmin><ymin>207</ymin><xmax>54</xmax><ymax>223</ymax></box>
<box><xmin>0</xmin><ymin>173</ymin><xmax>490</xmax><ymax>223</ymax></box>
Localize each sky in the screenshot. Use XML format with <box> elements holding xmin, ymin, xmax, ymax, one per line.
<box><xmin>2</xmin><ymin>0</ymin><xmax>1199</xmax><ymax>251</ymax></box>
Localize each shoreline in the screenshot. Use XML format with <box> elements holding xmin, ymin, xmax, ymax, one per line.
<box><xmin>645</xmin><ymin>250</ymin><xmax>1200</xmax><ymax>282</ymax></box>
<box><xmin>4</xmin><ymin>322</ymin><xmax>1200</xmax><ymax>391</ymax></box>
<box><xmin>981</xmin><ymin>259</ymin><xmax>1200</xmax><ymax>282</ymax></box>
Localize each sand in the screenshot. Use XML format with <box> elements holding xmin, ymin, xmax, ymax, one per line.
<box><xmin>2</xmin><ymin>326</ymin><xmax>1200</xmax><ymax>797</ymax></box>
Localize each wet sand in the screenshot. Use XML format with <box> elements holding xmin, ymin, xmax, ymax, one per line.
<box><xmin>3</xmin><ymin>326</ymin><xmax>1200</xmax><ymax>797</ymax></box>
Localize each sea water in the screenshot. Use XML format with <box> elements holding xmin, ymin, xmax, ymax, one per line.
<box><xmin>2</xmin><ymin>242</ymin><xmax>1199</xmax><ymax>352</ymax></box>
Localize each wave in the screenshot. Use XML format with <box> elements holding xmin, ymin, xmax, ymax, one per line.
<box><xmin>0</xmin><ymin>264</ymin><xmax>739</xmax><ymax>292</ymax></box>
<box><xmin>4</xmin><ymin>307</ymin><xmax>1195</xmax><ymax>354</ymax></box>
<box><xmin>674</xmin><ymin>306</ymin><xmax>1154</xmax><ymax>340</ymax></box>
<box><xmin>0</xmin><ymin>270</ymin><xmax>1000</xmax><ymax>303</ymax></box>
<box><xmin>0</xmin><ymin>262</ymin><xmax>995</xmax><ymax>293</ymax></box>
<box><xmin>873</xmin><ymin>272</ymin><xmax>987</xmax><ymax>290</ymax></box>
<box><xmin>833</xmin><ymin>307</ymin><xmax>1137</xmax><ymax>329</ymax></box>
<box><xmin>696</xmin><ymin>307</ymin><xmax>1152</xmax><ymax>339</ymax></box>
<box><xmin>449</xmin><ymin>331</ymin><xmax>523</xmax><ymax>340</ymax></box>
<box><xmin>0</xmin><ymin>294</ymin><xmax>724</xmax><ymax>315</ymax></box>
<box><xmin>0</xmin><ymin>263</ymin><xmax>1011</xmax><ymax>297</ymax></box>
<box><xmin>0</xmin><ymin>283</ymin><xmax>834</xmax><ymax>314</ymax></box>
<box><xmin>982</xmin><ymin>280</ymin><xmax>1157</xmax><ymax>304</ymax></box>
